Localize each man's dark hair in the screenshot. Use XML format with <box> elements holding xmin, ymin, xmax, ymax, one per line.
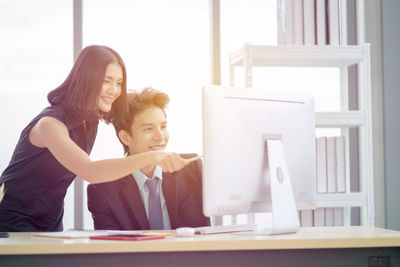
<box><xmin>47</xmin><ymin>45</ymin><xmax>127</xmax><ymax>123</ymax></box>
<box><xmin>113</xmin><ymin>87</ymin><xmax>170</xmax><ymax>155</ymax></box>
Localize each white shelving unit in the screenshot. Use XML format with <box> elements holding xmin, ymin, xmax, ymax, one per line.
<box><xmin>229</xmin><ymin>44</ymin><xmax>374</xmax><ymax>226</ymax></box>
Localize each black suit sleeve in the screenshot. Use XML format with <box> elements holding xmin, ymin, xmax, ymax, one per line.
<box><xmin>87</xmin><ymin>185</ymin><xmax>120</xmax><ymax>230</ymax></box>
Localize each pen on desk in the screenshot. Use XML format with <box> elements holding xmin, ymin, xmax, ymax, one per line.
<box><xmin>0</xmin><ymin>183</ymin><xmax>4</xmax><ymax>204</ymax></box>
<box><xmin>0</xmin><ymin>185</ymin><xmax>9</xmax><ymax>238</ymax></box>
<box><xmin>0</xmin><ymin>232</ymin><xmax>9</xmax><ymax>238</ymax></box>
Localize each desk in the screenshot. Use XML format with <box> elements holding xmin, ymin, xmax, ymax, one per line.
<box><xmin>1</xmin><ymin>226</ymin><xmax>400</xmax><ymax>267</ymax></box>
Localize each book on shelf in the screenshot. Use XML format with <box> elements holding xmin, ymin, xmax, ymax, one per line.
<box><xmin>315</xmin><ymin>136</ymin><xmax>347</xmax><ymax>227</ymax></box>
<box><xmin>338</xmin><ymin>0</ymin><xmax>347</xmax><ymax>45</ymax></box>
<box><xmin>315</xmin><ymin>0</ymin><xmax>327</xmax><ymax>45</ymax></box>
<box><xmin>314</xmin><ymin>208</ymin><xmax>325</xmax><ymax>227</ymax></box>
<box><xmin>325</xmin><ymin>207</ymin><xmax>335</xmax><ymax>226</ymax></box>
<box><xmin>326</xmin><ymin>137</ymin><xmax>337</xmax><ymax>226</ymax></box>
<box><xmin>334</xmin><ymin>207</ymin><xmax>344</xmax><ymax>226</ymax></box>
<box><xmin>293</xmin><ymin>0</ymin><xmax>304</xmax><ymax>45</ymax></box>
<box><xmin>315</xmin><ymin>137</ymin><xmax>327</xmax><ymax>227</ymax></box>
<box><xmin>336</xmin><ymin>135</ymin><xmax>346</xmax><ymax>193</ymax></box>
<box><xmin>326</xmin><ymin>137</ymin><xmax>337</xmax><ymax>193</ymax></box>
<box><xmin>277</xmin><ymin>0</ymin><xmax>294</xmax><ymax>44</ymax></box>
<box><xmin>328</xmin><ymin>0</ymin><xmax>340</xmax><ymax>45</ymax></box>
<box><xmin>303</xmin><ymin>0</ymin><xmax>316</xmax><ymax>45</ymax></box>
<box><xmin>277</xmin><ymin>0</ymin><xmax>287</xmax><ymax>44</ymax></box>
<box><xmin>334</xmin><ymin>135</ymin><xmax>345</xmax><ymax>226</ymax></box>
<box><xmin>285</xmin><ymin>0</ymin><xmax>294</xmax><ymax>44</ymax></box>
<box><xmin>316</xmin><ymin>137</ymin><xmax>327</xmax><ymax>193</ymax></box>
<box><xmin>300</xmin><ymin>210</ymin><xmax>313</xmax><ymax>227</ymax></box>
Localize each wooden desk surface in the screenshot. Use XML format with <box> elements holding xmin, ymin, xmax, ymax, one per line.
<box><xmin>1</xmin><ymin>226</ymin><xmax>400</xmax><ymax>255</ymax></box>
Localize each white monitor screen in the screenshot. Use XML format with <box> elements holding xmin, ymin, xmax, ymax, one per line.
<box><xmin>202</xmin><ymin>85</ymin><xmax>316</xmax><ymax>217</ymax></box>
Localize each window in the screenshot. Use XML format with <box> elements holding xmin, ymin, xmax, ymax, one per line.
<box><xmin>82</xmin><ymin>0</ymin><xmax>209</xmax><ymax>228</ymax></box>
<box><xmin>0</xmin><ymin>0</ymin><xmax>74</xmax><ymax>228</ymax></box>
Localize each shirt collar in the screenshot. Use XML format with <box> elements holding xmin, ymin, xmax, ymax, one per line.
<box><xmin>133</xmin><ymin>165</ymin><xmax>163</xmax><ymax>188</ymax></box>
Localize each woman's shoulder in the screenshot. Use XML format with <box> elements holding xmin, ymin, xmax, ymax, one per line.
<box><xmin>38</xmin><ymin>105</ymin><xmax>66</xmax><ymax>121</ymax></box>
<box><xmin>33</xmin><ymin>105</ymin><xmax>88</xmax><ymax>131</ymax></box>
<box><xmin>20</xmin><ymin>105</ymin><xmax>65</xmax><ymax>135</ymax></box>
<box><xmin>25</xmin><ymin>105</ymin><xmax>65</xmax><ymax>126</ymax></box>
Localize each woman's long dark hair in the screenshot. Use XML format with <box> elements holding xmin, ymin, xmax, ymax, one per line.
<box><xmin>47</xmin><ymin>45</ymin><xmax>127</xmax><ymax>123</ymax></box>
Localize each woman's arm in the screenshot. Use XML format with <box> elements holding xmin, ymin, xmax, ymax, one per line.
<box><xmin>29</xmin><ymin>117</ymin><xmax>188</xmax><ymax>183</ymax></box>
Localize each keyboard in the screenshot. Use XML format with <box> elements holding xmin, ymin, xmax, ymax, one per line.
<box><xmin>194</xmin><ymin>224</ymin><xmax>257</xmax><ymax>235</ymax></box>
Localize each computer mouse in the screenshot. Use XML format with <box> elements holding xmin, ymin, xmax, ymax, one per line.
<box><xmin>175</xmin><ymin>227</ymin><xmax>195</xmax><ymax>237</ymax></box>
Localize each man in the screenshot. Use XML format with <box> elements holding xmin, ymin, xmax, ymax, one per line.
<box><xmin>87</xmin><ymin>88</ymin><xmax>210</xmax><ymax>230</ymax></box>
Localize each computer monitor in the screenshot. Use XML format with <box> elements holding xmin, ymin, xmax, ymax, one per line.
<box><xmin>202</xmin><ymin>85</ymin><xmax>316</xmax><ymax>234</ymax></box>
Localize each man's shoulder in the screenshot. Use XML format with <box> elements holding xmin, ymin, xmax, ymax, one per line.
<box><xmin>87</xmin><ymin>174</ymin><xmax>132</xmax><ymax>194</ymax></box>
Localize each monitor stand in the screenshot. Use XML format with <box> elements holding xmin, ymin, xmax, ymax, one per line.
<box><xmin>237</xmin><ymin>137</ymin><xmax>300</xmax><ymax>235</ymax></box>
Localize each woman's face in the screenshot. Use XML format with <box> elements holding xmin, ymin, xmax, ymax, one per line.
<box><xmin>97</xmin><ymin>63</ymin><xmax>123</xmax><ymax>113</ymax></box>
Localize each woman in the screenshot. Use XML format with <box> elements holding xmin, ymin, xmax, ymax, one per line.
<box><xmin>0</xmin><ymin>45</ymin><xmax>188</xmax><ymax>232</ymax></box>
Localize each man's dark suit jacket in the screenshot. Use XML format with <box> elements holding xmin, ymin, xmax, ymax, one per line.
<box><xmin>87</xmin><ymin>154</ymin><xmax>210</xmax><ymax>230</ymax></box>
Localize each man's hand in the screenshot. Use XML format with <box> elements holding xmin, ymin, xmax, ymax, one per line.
<box><xmin>184</xmin><ymin>155</ymin><xmax>201</xmax><ymax>164</ymax></box>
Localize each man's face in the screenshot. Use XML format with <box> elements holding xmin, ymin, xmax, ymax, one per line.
<box><xmin>122</xmin><ymin>105</ymin><xmax>169</xmax><ymax>155</ymax></box>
